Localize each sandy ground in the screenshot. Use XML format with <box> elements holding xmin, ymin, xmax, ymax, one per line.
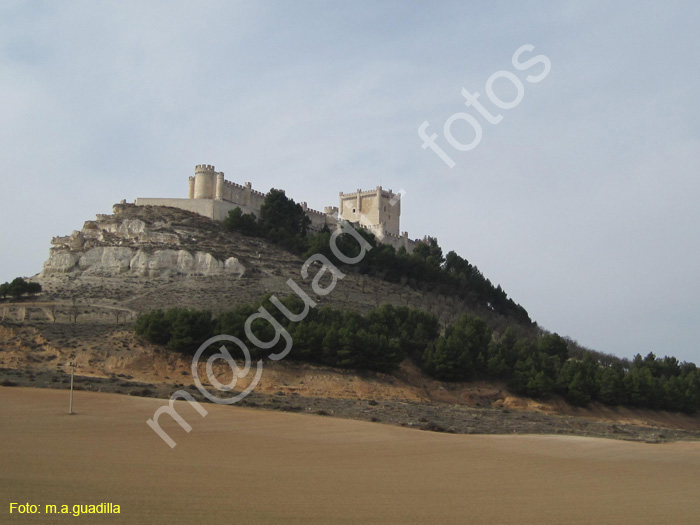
<box><xmin>2</xmin><ymin>387</ymin><xmax>700</xmax><ymax>524</ymax></box>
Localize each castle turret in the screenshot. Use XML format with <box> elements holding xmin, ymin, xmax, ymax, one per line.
<box><xmin>215</xmin><ymin>172</ymin><xmax>224</xmax><ymax>200</ymax></box>
<box><xmin>188</xmin><ymin>176</ymin><xmax>195</xmax><ymax>199</ymax></box>
<box><xmin>244</xmin><ymin>182</ymin><xmax>252</xmax><ymax>206</ymax></box>
<box><xmin>194</xmin><ymin>164</ymin><xmax>216</xmax><ymax>200</ymax></box>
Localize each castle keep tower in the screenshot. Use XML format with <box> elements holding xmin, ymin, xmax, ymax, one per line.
<box><xmin>338</xmin><ymin>186</ymin><xmax>401</xmax><ymax>236</ymax></box>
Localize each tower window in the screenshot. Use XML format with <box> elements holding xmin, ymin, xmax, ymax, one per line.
<box><xmin>383</xmin><ymin>206</ymin><xmax>386</xmax><ymax>211</ymax></box>
<box><xmin>352</xmin><ymin>208</ymin><xmax>356</xmax><ymax>213</ymax></box>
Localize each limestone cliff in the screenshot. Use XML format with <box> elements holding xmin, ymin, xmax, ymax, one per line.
<box><xmin>42</xmin><ymin>203</ymin><xmax>246</xmax><ymax>278</ymax></box>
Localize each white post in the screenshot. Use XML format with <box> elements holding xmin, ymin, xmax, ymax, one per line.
<box><xmin>69</xmin><ymin>362</ymin><xmax>75</xmax><ymax>415</ymax></box>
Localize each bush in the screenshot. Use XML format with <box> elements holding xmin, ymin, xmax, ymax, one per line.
<box><xmin>0</xmin><ymin>278</ymin><xmax>41</xmax><ymax>299</ymax></box>
<box><xmin>165</xmin><ymin>308</ymin><xmax>214</xmax><ymax>354</ymax></box>
<box><xmin>134</xmin><ymin>310</ymin><xmax>172</xmax><ymax>345</ymax></box>
<box><xmin>223</xmin><ymin>207</ymin><xmax>259</xmax><ymax>235</ymax></box>
<box><xmin>134</xmin><ymin>308</ymin><xmax>214</xmax><ymax>354</ymax></box>
<box><xmin>422</xmin><ymin>314</ymin><xmax>491</xmax><ymax>381</ymax></box>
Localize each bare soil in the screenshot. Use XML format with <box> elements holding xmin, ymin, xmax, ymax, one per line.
<box><xmin>2</xmin><ymin>387</ymin><xmax>700</xmax><ymax>524</ymax></box>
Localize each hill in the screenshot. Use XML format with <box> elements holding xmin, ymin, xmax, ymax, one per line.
<box><xmin>1</xmin><ymin>202</ymin><xmax>699</xmax><ymax>441</ymax></box>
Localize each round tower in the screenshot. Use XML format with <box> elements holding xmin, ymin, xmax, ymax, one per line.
<box><xmin>215</xmin><ymin>171</ymin><xmax>224</xmax><ymax>200</ymax></box>
<box><xmin>194</xmin><ymin>164</ymin><xmax>216</xmax><ymax>200</ymax></box>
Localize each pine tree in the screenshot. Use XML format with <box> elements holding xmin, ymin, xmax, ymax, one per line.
<box><xmin>566</xmin><ymin>371</ymin><xmax>592</xmax><ymax>406</ymax></box>
<box><xmin>597</xmin><ymin>367</ymin><xmax>625</xmax><ymax>405</ymax></box>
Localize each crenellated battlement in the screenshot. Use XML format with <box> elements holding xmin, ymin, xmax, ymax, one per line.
<box><xmin>340</xmin><ymin>189</ymin><xmax>383</xmax><ymax>198</ymax></box>
<box><xmin>339</xmin><ymin>187</ymin><xmax>395</xmax><ymax>198</ymax></box>
<box><xmin>223</xmin><ymin>179</ymin><xmax>247</xmax><ymax>191</ymax></box>
<box><xmin>305</xmin><ymin>207</ymin><xmax>326</xmax><ymax>217</ymax></box>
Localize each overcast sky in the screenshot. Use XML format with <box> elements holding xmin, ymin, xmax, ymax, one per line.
<box><xmin>1</xmin><ymin>1</ymin><xmax>699</xmax><ymax>363</ymax></box>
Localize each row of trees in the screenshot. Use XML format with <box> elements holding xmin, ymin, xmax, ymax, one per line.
<box><xmin>223</xmin><ymin>191</ymin><xmax>530</xmax><ymax>324</ymax></box>
<box><xmin>135</xmin><ymin>298</ymin><xmax>700</xmax><ymax>413</ymax></box>
<box><xmin>424</xmin><ymin>319</ymin><xmax>700</xmax><ymax>413</ymax></box>
<box><xmin>0</xmin><ymin>277</ymin><xmax>42</xmax><ymax>300</ymax></box>
<box><xmin>135</xmin><ymin>301</ymin><xmax>438</xmax><ymax>373</ymax></box>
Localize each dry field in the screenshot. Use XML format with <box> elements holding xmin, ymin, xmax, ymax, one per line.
<box><xmin>2</xmin><ymin>387</ymin><xmax>699</xmax><ymax>524</ymax></box>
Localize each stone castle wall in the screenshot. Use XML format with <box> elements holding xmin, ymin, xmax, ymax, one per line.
<box><xmin>133</xmin><ymin>198</ymin><xmax>241</xmax><ymax>221</ymax></box>
<box><xmin>136</xmin><ymin>164</ymin><xmax>419</xmax><ymax>252</ymax></box>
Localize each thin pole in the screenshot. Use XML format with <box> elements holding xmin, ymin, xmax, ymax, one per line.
<box><xmin>69</xmin><ymin>362</ymin><xmax>75</xmax><ymax>415</ymax></box>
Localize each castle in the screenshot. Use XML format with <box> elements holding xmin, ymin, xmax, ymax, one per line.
<box><xmin>135</xmin><ymin>165</ymin><xmax>418</xmax><ymax>252</ymax></box>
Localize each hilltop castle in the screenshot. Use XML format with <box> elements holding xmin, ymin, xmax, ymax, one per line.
<box><xmin>135</xmin><ymin>165</ymin><xmax>418</xmax><ymax>252</ymax></box>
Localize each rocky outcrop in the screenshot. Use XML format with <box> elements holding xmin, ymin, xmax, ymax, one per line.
<box><xmin>42</xmin><ymin>252</ymin><xmax>81</xmax><ymax>274</ymax></box>
<box><xmin>42</xmin><ymin>204</ymin><xmax>246</xmax><ymax>278</ymax></box>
